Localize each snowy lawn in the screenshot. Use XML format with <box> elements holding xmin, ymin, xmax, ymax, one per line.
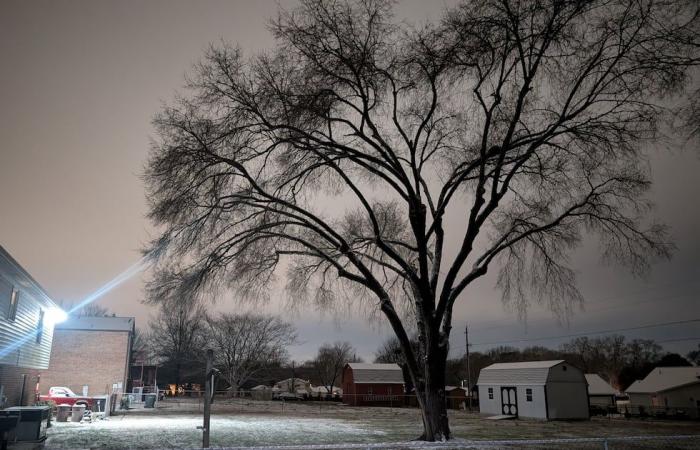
<box><xmin>44</xmin><ymin>399</ymin><xmax>700</xmax><ymax>449</ymax></box>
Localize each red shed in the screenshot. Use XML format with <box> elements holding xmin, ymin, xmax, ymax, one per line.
<box><xmin>342</xmin><ymin>363</ymin><xmax>404</xmax><ymax>406</ymax></box>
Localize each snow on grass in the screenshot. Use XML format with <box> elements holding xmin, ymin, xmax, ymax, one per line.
<box><xmin>46</xmin><ymin>414</ymin><xmax>397</xmax><ymax>449</ymax></box>
<box><xmin>44</xmin><ymin>400</ymin><xmax>700</xmax><ymax>449</ymax></box>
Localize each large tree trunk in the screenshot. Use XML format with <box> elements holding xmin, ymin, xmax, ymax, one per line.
<box><xmin>415</xmin><ymin>348</ymin><xmax>450</xmax><ymax>441</ymax></box>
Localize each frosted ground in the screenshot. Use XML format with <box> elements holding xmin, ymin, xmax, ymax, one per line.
<box><xmin>45</xmin><ymin>398</ymin><xmax>700</xmax><ymax>449</ymax></box>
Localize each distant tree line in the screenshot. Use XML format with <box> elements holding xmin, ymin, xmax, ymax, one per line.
<box><xmin>139</xmin><ymin>299</ymin><xmax>297</xmax><ymax>394</ymax></box>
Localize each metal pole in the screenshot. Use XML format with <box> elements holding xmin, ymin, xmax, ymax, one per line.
<box><xmin>203</xmin><ymin>349</ymin><xmax>213</xmax><ymax>448</ymax></box>
<box><xmin>465</xmin><ymin>324</ymin><xmax>472</xmax><ymax>411</ymax></box>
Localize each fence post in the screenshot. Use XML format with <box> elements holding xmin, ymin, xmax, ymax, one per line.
<box><xmin>202</xmin><ymin>349</ymin><xmax>213</xmax><ymax>448</ymax></box>
<box><xmin>602</xmin><ymin>438</ymin><xmax>609</xmax><ymax>450</ymax></box>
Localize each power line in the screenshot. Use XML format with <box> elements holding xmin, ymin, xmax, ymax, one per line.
<box><xmin>461</xmin><ymin>318</ymin><xmax>700</xmax><ymax>348</ymax></box>
<box><xmin>468</xmin><ymin>290</ymin><xmax>696</xmax><ymax>334</ymax></box>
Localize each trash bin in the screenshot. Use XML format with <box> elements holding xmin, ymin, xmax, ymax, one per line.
<box><xmin>144</xmin><ymin>394</ymin><xmax>156</xmax><ymax>408</ymax></box>
<box><xmin>70</xmin><ymin>405</ymin><xmax>85</xmax><ymax>422</ymax></box>
<box><xmin>56</xmin><ymin>405</ymin><xmax>71</xmax><ymax>422</ymax></box>
<box><xmin>120</xmin><ymin>395</ymin><xmax>131</xmax><ymax>410</ymax></box>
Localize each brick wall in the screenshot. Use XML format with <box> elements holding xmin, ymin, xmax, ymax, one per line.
<box><xmin>0</xmin><ymin>364</ymin><xmax>41</xmax><ymax>407</ymax></box>
<box><xmin>39</xmin><ymin>329</ymin><xmax>130</xmax><ymax>396</ymax></box>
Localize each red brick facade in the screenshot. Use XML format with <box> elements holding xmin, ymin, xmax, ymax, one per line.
<box><xmin>39</xmin><ymin>329</ymin><xmax>131</xmax><ymax>396</ymax></box>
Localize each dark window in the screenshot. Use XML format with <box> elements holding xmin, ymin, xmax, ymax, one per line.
<box><xmin>488</xmin><ymin>388</ymin><xmax>493</xmax><ymax>399</ymax></box>
<box><xmin>36</xmin><ymin>309</ymin><xmax>45</xmax><ymax>344</ymax></box>
<box><xmin>8</xmin><ymin>287</ymin><xmax>19</xmax><ymax>321</ymax></box>
<box><xmin>526</xmin><ymin>388</ymin><xmax>533</xmax><ymax>402</ymax></box>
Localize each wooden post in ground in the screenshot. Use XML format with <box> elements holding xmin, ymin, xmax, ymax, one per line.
<box><xmin>203</xmin><ymin>349</ymin><xmax>213</xmax><ymax>448</ymax></box>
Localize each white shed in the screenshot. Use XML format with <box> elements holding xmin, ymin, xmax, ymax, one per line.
<box><xmin>477</xmin><ymin>360</ymin><xmax>589</xmax><ymax>420</ymax></box>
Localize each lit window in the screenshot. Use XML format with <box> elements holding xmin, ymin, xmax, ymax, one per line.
<box><xmin>36</xmin><ymin>309</ymin><xmax>44</xmax><ymax>344</ymax></box>
<box><xmin>526</xmin><ymin>388</ymin><xmax>533</xmax><ymax>402</ymax></box>
<box><xmin>8</xmin><ymin>287</ymin><xmax>19</xmax><ymax>321</ymax></box>
<box><xmin>488</xmin><ymin>388</ymin><xmax>493</xmax><ymax>399</ymax></box>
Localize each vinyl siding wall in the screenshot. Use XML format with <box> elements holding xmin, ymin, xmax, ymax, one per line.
<box><xmin>0</xmin><ymin>256</ymin><xmax>56</xmax><ymax>370</ymax></box>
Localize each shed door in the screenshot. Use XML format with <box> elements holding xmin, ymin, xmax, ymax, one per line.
<box><xmin>501</xmin><ymin>386</ymin><xmax>518</xmax><ymax>416</ymax></box>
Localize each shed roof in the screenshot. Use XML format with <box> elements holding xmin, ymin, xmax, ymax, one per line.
<box><xmin>56</xmin><ymin>316</ymin><xmax>135</xmax><ymax>332</ymax></box>
<box><xmin>347</xmin><ymin>363</ymin><xmax>404</xmax><ymax>384</ymax></box>
<box><xmin>585</xmin><ymin>374</ymin><xmax>616</xmax><ymax>396</ymax></box>
<box><xmin>626</xmin><ymin>367</ymin><xmax>700</xmax><ymax>394</ymax></box>
<box><xmin>477</xmin><ymin>360</ymin><xmax>565</xmax><ymax>386</ymax></box>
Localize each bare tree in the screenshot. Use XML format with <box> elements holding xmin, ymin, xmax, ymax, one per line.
<box><xmin>145</xmin><ymin>0</ymin><xmax>699</xmax><ymax>440</ymax></box>
<box><xmin>312</xmin><ymin>341</ymin><xmax>357</xmax><ymax>397</ymax></box>
<box><xmin>148</xmin><ymin>298</ymin><xmax>207</xmax><ymax>392</ymax></box>
<box><xmin>562</xmin><ymin>335</ymin><xmax>663</xmax><ymax>390</ymax></box>
<box><xmin>71</xmin><ymin>303</ymin><xmax>111</xmax><ymax>318</ymax></box>
<box><xmin>205</xmin><ymin>312</ymin><xmax>297</xmax><ymax>393</ymax></box>
<box><xmin>374</xmin><ymin>335</ymin><xmax>422</xmax><ymax>366</ymax></box>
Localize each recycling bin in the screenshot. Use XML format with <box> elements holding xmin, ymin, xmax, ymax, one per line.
<box><xmin>70</xmin><ymin>404</ymin><xmax>85</xmax><ymax>422</ymax></box>
<box><xmin>144</xmin><ymin>394</ymin><xmax>157</xmax><ymax>408</ymax></box>
<box><xmin>56</xmin><ymin>404</ymin><xmax>71</xmax><ymax>422</ymax></box>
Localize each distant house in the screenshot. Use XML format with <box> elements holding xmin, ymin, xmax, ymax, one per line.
<box><xmin>585</xmin><ymin>374</ymin><xmax>616</xmax><ymax>407</ymax></box>
<box><xmin>273</xmin><ymin>378</ymin><xmax>311</xmax><ymax>397</ymax></box>
<box><xmin>249</xmin><ymin>384</ymin><xmax>274</xmax><ymax>400</ymax></box>
<box><xmin>625</xmin><ymin>366</ymin><xmax>700</xmax><ymax>418</ymax></box>
<box><xmin>477</xmin><ymin>360</ymin><xmax>589</xmax><ymax>420</ymax></box>
<box><xmin>0</xmin><ymin>246</ymin><xmax>66</xmax><ymax>407</ymax></box>
<box><xmin>40</xmin><ymin>316</ymin><xmax>134</xmax><ymax>398</ymax></box>
<box><xmin>342</xmin><ymin>363</ymin><xmax>404</xmax><ymax>406</ymax></box>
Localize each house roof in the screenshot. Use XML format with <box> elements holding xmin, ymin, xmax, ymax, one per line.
<box><xmin>477</xmin><ymin>360</ymin><xmax>566</xmax><ymax>386</ymax></box>
<box><xmin>347</xmin><ymin>363</ymin><xmax>404</xmax><ymax>384</ymax></box>
<box><xmin>585</xmin><ymin>374</ymin><xmax>616</xmax><ymax>396</ymax></box>
<box><xmin>0</xmin><ymin>245</ymin><xmax>58</xmax><ymax>308</ymax></box>
<box><xmin>626</xmin><ymin>367</ymin><xmax>700</xmax><ymax>394</ymax></box>
<box><xmin>56</xmin><ymin>316</ymin><xmax>135</xmax><ymax>332</ymax></box>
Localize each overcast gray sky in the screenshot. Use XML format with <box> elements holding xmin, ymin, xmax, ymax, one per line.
<box><xmin>1</xmin><ymin>0</ymin><xmax>698</xmax><ymax>362</ymax></box>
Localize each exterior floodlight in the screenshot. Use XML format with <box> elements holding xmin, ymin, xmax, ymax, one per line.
<box><xmin>47</xmin><ymin>307</ymin><xmax>68</xmax><ymax>324</ymax></box>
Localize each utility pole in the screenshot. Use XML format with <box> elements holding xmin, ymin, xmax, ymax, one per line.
<box><xmin>202</xmin><ymin>349</ymin><xmax>213</xmax><ymax>448</ymax></box>
<box><xmin>465</xmin><ymin>324</ymin><xmax>472</xmax><ymax>411</ymax></box>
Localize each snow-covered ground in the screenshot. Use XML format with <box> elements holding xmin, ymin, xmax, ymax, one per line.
<box><xmin>46</xmin><ymin>414</ymin><xmax>394</xmax><ymax>449</ymax></box>
<box><xmin>43</xmin><ymin>399</ymin><xmax>700</xmax><ymax>449</ymax></box>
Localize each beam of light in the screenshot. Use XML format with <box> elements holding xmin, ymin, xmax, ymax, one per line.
<box><xmin>0</xmin><ymin>255</ymin><xmax>150</xmax><ymax>362</ymax></box>
<box><xmin>66</xmin><ymin>254</ymin><xmax>150</xmax><ymax>315</ymax></box>
<box><xmin>0</xmin><ymin>330</ymin><xmax>40</xmax><ymax>362</ymax></box>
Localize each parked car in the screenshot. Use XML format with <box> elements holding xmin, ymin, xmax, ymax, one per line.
<box><xmin>39</xmin><ymin>387</ymin><xmax>95</xmax><ymax>408</ymax></box>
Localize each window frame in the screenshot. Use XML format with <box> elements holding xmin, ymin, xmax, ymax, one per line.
<box><xmin>36</xmin><ymin>309</ymin><xmax>45</xmax><ymax>344</ymax></box>
<box><xmin>526</xmin><ymin>388</ymin><xmax>533</xmax><ymax>402</ymax></box>
<box><xmin>488</xmin><ymin>387</ymin><xmax>494</xmax><ymax>400</ymax></box>
<box><xmin>8</xmin><ymin>287</ymin><xmax>19</xmax><ymax>321</ymax></box>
